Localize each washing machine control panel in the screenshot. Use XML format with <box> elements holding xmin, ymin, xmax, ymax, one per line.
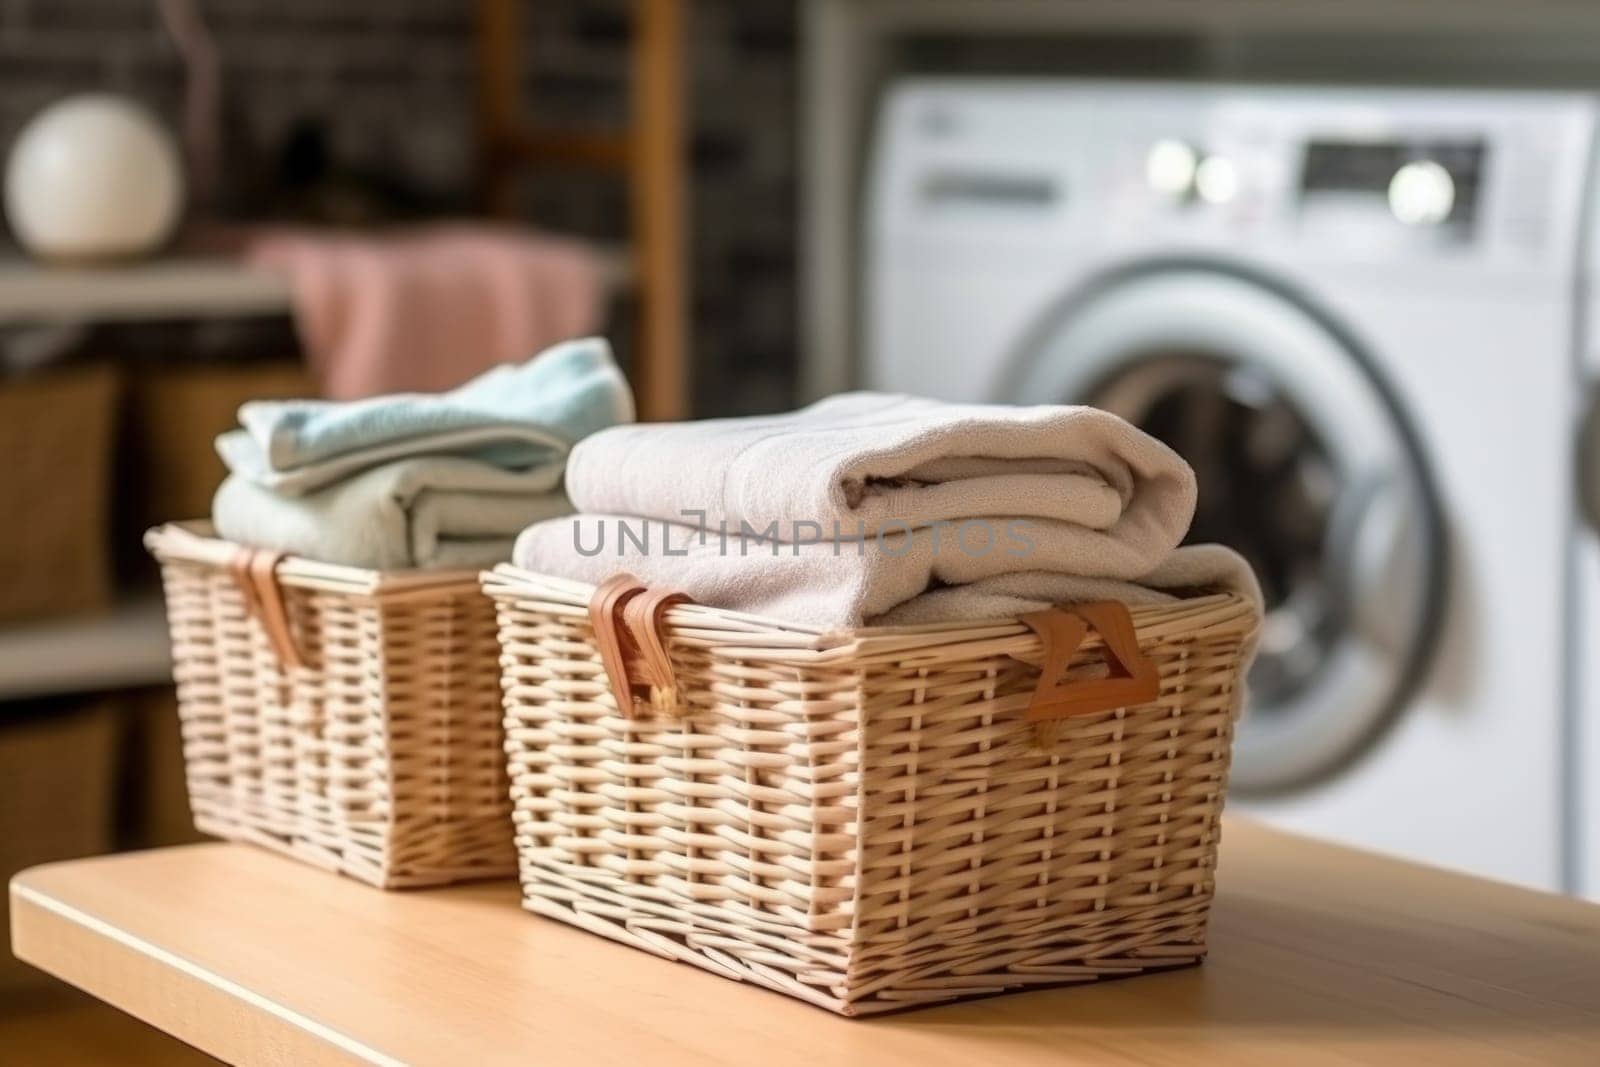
<box><xmin>1156</xmin><ymin>136</ymin><xmax>1487</xmax><ymax>229</ymax></box>
<box><xmin>1297</xmin><ymin>139</ymin><xmax>1483</xmax><ymax>229</ymax></box>
<box><xmin>1137</xmin><ymin>132</ymin><xmax>1492</xmax><ymax>253</ymax></box>
<box><xmin>872</xmin><ymin>82</ymin><xmax>1597</xmax><ymax>274</ymax></box>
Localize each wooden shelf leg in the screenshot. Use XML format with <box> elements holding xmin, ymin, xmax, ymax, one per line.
<box><xmin>474</xmin><ymin>0</ymin><xmax>521</xmax><ymax>217</ymax></box>
<box><xmin>632</xmin><ymin>0</ymin><xmax>689</xmax><ymax>422</ymax></box>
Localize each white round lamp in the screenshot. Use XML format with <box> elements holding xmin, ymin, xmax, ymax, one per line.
<box><xmin>4</xmin><ymin>94</ymin><xmax>185</xmax><ymax>262</ymax></box>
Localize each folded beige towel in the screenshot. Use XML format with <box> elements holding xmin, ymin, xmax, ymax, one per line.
<box><xmin>517</xmin><ymin>393</ymin><xmax>1258</xmax><ymax>629</ymax></box>
<box><xmin>561</xmin><ymin>392</ymin><xmax>1197</xmax><ymax>582</ymax></box>
<box><xmin>514</xmin><ymin>516</ymin><xmax>1255</xmax><ymax>628</ymax></box>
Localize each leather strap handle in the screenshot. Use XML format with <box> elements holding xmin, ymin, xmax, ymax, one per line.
<box><xmin>228</xmin><ymin>547</ymin><xmax>303</xmax><ymax>669</ymax></box>
<box><xmin>1018</xmin><ymin>601</ymin><xmax>1159</xmax><ymax>721</ymax></box>
<box><xmin>589</xmin><ymin>573</ymin><xmax>648</xmax><ymax>716</ymax></box>
<box><xmin>588</xmin><ymin>575</ymin><xmax>693</xmax><ymax>718</ymax></box>
<box><xmin>623</xmin><ymin>586</ymin><xmax>692</xmax><ymax>711</ymax></box>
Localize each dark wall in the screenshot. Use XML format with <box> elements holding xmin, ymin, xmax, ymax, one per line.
<box><xmin>0</xmin><ymin>0</ymin><xmax>799</xmax><ymax>416</ymax></box>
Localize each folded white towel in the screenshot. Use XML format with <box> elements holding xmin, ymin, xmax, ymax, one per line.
<box><xmin>516</xmin><ymin>393</ymin><xmax>1258</xmax><ymax>627</ymax></box>
<box><xmin>562</xmin><ymin>392</ymin><xmax>1197</xmax><ymax>581</ymax></box>
<box><xmin>513</xmin><ymin>516</ymin><xmax>1257</xmax><ymax>630</ymax></box>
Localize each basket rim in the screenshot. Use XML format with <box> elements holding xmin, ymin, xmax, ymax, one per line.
<box><xmin>145</xmin><ymin>521</ymin><xmax>485</xmax><ymax>597</ymax></box>
<box><xmin>481</xmin><ymin>563</ymin><xmax>1261</xmax><ymax>664</ymax></box>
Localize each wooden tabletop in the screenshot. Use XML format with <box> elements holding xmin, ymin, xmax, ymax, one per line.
<box><xmin>10</xmin><ymin>821</ymin><xmax>1600</xmax><ymax>1066</ymax></box>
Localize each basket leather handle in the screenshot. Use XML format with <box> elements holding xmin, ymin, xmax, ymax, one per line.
<box><xmin>228</xmin><ymin>547</ymin><xmax>303</xmax><ymax>669</ymax></box>
<box><xmin>588</xmin><ymin>574</ymin><xmax>692</xmax><ymax>718</ymax></box>
<box><xmin>1018</xmin><ymin>601</ymin><xmax>1159</xmax><ymax>721</ymax></box>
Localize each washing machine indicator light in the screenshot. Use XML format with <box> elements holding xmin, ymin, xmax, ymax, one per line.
<box><xmin>1195</xmin><ymin>156</ymin><xmax>1240</xmax><ymax>205</ymax></box>
<box><xmin>1146</xmin><ymin>139</ymin><xmax>1198</xmax><ymax>197</ymax></box>
<box><xmin>1388</xmin><ymin>160</ymin><xmax>1455</xmax><ymax>226</ymax></box>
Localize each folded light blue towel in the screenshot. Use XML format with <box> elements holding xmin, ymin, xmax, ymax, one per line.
<box><xmin>215</xmin><ymin>459</ymin><xmax>576</xmax><ymax>571</ymax></box>
<box><xmin>212</xmin><ymin>336</ymin><xmax>632</xmax><ymax>570</ymax></box>
<box><xmin>216</xmin><ymin>336</ymin><xmax>633</xmax><ymax>496</ymax></box>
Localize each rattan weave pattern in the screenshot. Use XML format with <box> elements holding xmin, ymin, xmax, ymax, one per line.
<box><xmin>147</xmin><ymin>523</ymin><xmax>515</xmax><ymax>889</ymax></box>
<box><xmin>485</xmin><ymin>566</ymin><xmax>1258</xmax><ymax>1014</ymax></box>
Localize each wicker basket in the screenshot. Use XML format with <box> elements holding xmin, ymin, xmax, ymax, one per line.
<box><xmin>146</xmin><ymin>523</ymin><xmax>515</xmax><ymax>888</ymax></box>
<box><xmin>484</xmin><ymin>566</ymin><xmax>1260</xmax><ymax>1015</ymax></box>
<box><xmin>0</xmin><ymin>363</ymin><xmax>117</xmax><ymax>624</ymax></box>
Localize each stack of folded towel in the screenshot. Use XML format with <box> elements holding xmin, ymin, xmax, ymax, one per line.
<box><xmin>513</xmin><ymin>392</ymin><xmax>1259</xmax><ymax>628</ymax></box>
<box><xmin>213</xmin><ymin>337</ymin><xmax>633</xmax><ymax>570</ymax></box>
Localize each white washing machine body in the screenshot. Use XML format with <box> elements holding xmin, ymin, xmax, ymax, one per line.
<box><xmin>864</xmin><ymin>81</ymin><xmax>1599</xmax><ymax>893</ymax></box>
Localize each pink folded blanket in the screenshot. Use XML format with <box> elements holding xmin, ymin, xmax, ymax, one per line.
<box><xmin>228</xmin><ymin>224</ymin><xmax>603</xmax><ymax>399</ymax></box>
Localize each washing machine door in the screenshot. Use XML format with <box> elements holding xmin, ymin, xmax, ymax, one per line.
<box><xmin>1009</xmin><ymin>266</ymin><xmax>1442</xmax><ymax>793</ymax></box>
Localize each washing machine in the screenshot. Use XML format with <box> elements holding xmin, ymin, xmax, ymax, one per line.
<box><xmin>863</xmin><ymin>80</ymin><xmax>1600</xmax><ymax>895</ymax></box>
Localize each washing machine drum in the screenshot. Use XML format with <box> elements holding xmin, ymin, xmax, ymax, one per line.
<box><xmin>1010</xmin><ymin>267</ymin><xmax>1442</xmax><ymax>794</ymax></box>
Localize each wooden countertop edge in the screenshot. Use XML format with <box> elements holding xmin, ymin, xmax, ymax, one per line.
<box><xmin>10</xmin><ymin>877</ymin><xmax>390</xmax><ymax>1066</ymax></box>
<box><xmin>13</xmin><ymin>825</ymin><xmax>1600</xmax><ymax>1067</ymax></box>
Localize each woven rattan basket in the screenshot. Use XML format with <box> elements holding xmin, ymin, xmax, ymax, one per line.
<box><xmin>0</xmin><ymin>363</ymin><xmax>117</xmax><ymax>624</ymax></box>
<box><xmin>146</xmin><ymin>523</ymin><xmax>515</xmax><ymax>888</ymax></box>
<box><xmin>485</xmin><ymin>565</ymin><xmax>1259</xmax><ymax>1015</ymax></box>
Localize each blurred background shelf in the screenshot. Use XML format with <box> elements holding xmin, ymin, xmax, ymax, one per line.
<box><xmin>0</xmin><ymin>249</ymin><xmax>631</xmax><ymax>327</ymax></box>
<box><xmin>0</xmin><ymin>596</ymin><xmax>171</xmax><ymax>702</ymax></box>
<box><xmin>0</xmin><ymin>2</ymin><xmax>690</xmax><ymax>1045</ymax></box>
<box><xmin>0</xmin><ymin>257</ymin><xmax>291</xmax><ymax>325</ymax></box>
